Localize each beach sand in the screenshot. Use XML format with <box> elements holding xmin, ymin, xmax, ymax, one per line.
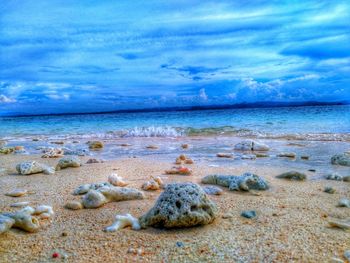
<box><xmin>0</xmin><ymin>141</ymin><xmax>350</xmax><ymax>262</ymax></box>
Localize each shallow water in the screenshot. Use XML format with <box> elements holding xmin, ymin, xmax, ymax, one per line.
<box><xmin>0</xmin><ymin>105</ymin><xmax>349</xmax><ymax>141</ymax></box>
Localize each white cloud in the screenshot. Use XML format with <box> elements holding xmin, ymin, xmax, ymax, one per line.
<box><xmin>0</xmin><ymin>94</ymin><xmax>16</xmax><ymax>103</ymax></box>
<box><xmin>199</xmin><ymin>88</ymin><xmax>208</xmax><ymax>101</ymax></box>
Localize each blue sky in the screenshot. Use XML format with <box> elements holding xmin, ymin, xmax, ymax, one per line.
<box><xmin>0</xmin><ymin>0</ymin><xmax>349</xmax><ymax>115</ymax></box>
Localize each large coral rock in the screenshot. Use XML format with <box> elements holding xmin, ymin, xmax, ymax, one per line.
<box><xmin>81</xmin><ymin>186</ymin><xmax>144</xmax><ymax>209</ymax></box>
<box><xmin>16</xmin><ymin>161</ymin><xmax>55</xmax><ymax>175</ymax></box>
<box><xmin>56</xmin><ymin>156</ymin><xmax>82</xmax><ymax>170</ymax></box>
<box><xmin>139</xmin><ymin>183</ymin><xmax>218</xmax><ymax>228</ymax></box>
<box><xmin>234</xmin><ymin>140</ymin><xmax>269</xmax><ymax>151</ymax></box>
<box><xmin>201</xmin><ymin>173</ymin><xmax>269</xmax><ymax>191</ymax></box>
<box><xmin>331</xmin><ymin>153</ymin><xmax>350</xmax><ymax>167</ymax></box>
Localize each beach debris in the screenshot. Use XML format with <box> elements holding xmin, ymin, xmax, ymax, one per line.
<box><xmin>301</xmin><ymin>155</ymin><xmax>310</xmax><ymax>160</ymax></box>
<box><xmin>81</xmin><ymin>186</ymin><xmax>144</xmax><ymax>209</ymax></box>
<box><xmin>56</xmin><ymin>156</ymin><xmax>82</xmax><ymax>170</ymax></box>
<box><xmin>165</xmin><ymin>166</ymin><xmax>192</xmax><ymax>175</ymax></box>
<box><xmin>175</xmin><ymin>154</ymin><xmax>194</xmax><ymax>164</ymax></box>
<box><xmin>201</xmin><ymin>173</ymin><xmax>269</xmax><ymax>191</ymax></box>
<box><xmin>16</xmin><ymin>161</ymin><xmax>55</xmax><ymax>175</ymax></box>
<box><xmin>255</xmin><ymin>153</ymin><xmax>269</xmax><ymax>158</ymax></box>
<box><xmin>181</xmin><ymin>144</ymin><xmax>189</xmax><ymax>149</ymax></box>
<box><xmin>146</xmin><ymin>145</ymin><xmax>158</xmax><ymax>149</ymax></box>
<box><xmin>328</xmin><ymin>218</ymin><xmax>350</xmax><ymax>230</ymax></box>
<box><xmin>277</xmin><ymin>152</ymin><xmax>297</xmax><ymax>158</ymax></box>
<box><xmin>0</xmin><ymin>205</ymin><xmax>54</xmax><ymax>234</ymax></box>
<box><xmin>326</xmin><ymin>173</ymin><xmax>343</xmax><ymax>181</ymax></box>
<box><xmin>216</xmin><ymin>153</ymin><xmax>233</xmax><ymax>158</ymax></box>
<box><xmin>331</xmin><ymin>153</ymin><xmax>350</xmax><ymax>167</ymax></box>
<box><xmin>139</xmin><ymin>183</ymin><xmax>218</xmax><ymax>228</ymax></box>
<box><xmin>86</xmin><ymin>158</ymin><xmax>104</xmax><ymax>164</ymax></box>
<box><xmin>65</xmin><ymin>201</ymin><xmax>83</xmax><ymax>210</ymax></box>
<box><xmin>142</xmin><ymin>176</ymin><xmax>164</xmax><ymax>191</ymax></box>
<box><xmin>241</xmin><ymin>210</ymin><xmax>256</xmax><ymax>219</ymax></box>
<box><xmin>52</xmin><ymin>252</ymin><xmax>60</xmax><ymax>258</ymax></box>
<box><xmin>337</xmin><ymin>198</ymin><xmax>350</xmax><ymax>208</ymax></box>
<box><xmin>276</xmin><ymin>171</ymin><xmax>306</xmax><ymax>181</ymax></box>
<box><xmin>108</xmin><ymin>174</ymin><xmax>128</xmax><ymax>187</ymax></box>
<box><xmin>105</xmin><ymin>213</ymin><xmax>141</xmax><ymax>232</ymax></box>
<box><xmin>324</xmin><ymin>187</ymin><xmax>336</xmax><ymax>194</ymax></box>
<box><xmin>73</xmin><ymin>182</ymin><xmax>111</xmax><ymax>195</ymax></box>
<box><xmin>202</xmin><ymin>186</ymin><xmax>223</xmax><ymax>195</ymax></box>
<box><xmin>41</xmin><ymin>148</ymin><xmax>64</xmax><ymax>158</ymax></box>
<box><xmin>5</xmin><ymin>189</ymin><xmax>28</xmax><ymax>197</ymax></box>
<box><xmin>88</xmin><ymin>140</ymin><xmax>104</xmax><ymax>150</ymax></box>
<box><xmin>234</xmin><ymin>140</ymin><xmax>269</xmax><ymax>151</ymax></box>
<box><xmin>10</xmin><ymin>202</ymin><xmax>30</xmax><ymax>207</ymax></box>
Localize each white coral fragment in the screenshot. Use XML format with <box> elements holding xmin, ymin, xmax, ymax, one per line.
<box><xmin>108</xmin><ymin>173</ymin><xmax>128</xmax><ymax>187</ymax></box>
<box><xmin>105</xmin><ymin>214</ymin><xmax>140</xmax><ymax>232</ymax></box>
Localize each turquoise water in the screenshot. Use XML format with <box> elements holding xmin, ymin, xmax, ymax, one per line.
<box><xmin>0</xmin><ymin>105</ymin><xmax>349</xmax><ymax>140</ymax></box>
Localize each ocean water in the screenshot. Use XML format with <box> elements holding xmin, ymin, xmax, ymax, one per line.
<box><xmin>0</xmin><ymin>105</ymin><xmax>349</xmax><ymax>141</ymax></box>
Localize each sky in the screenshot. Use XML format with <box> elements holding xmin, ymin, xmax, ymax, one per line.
<box><xmin>0</xmin><ymin>0</ymin><xmax>349</xmax><ymax>115</ymax></box>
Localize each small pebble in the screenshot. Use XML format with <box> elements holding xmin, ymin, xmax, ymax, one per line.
<box><xmin>338</xmin><ymin>198</ymin><xmax>350</xmax><ymax>208</ymax></box>
<box><xmin>176</xmin><ymin>241</ymin><xmax>184</xmax><ymax>248</ymax></box>
<box><xmin>5</xmin><ymin>189</ymin><xmax>28</xmax><ymax>197</ymax></box>
<box><xmin>301</xmin><ymin>155</ymin><xmax>310</xmax><ymax>160</ymax></box>
<box><xmin>308</xmin><ymin>169</ymin><xmax>316</xmax><ymax>172</ymax></box>
<box><xmin>10</xmin><ymin>201</ymin><xmax>30</xmax><ymax>207</ymax></box>
<box><xmin>203</xmin><ymin>186</ymin><xmax>223</xmax><ymax>195</ymax></box>
<box><xmin>324</xmin><ymin>187</ymin><xmax>336</xmax><ymax>194</ymax></box>
<box><xmin>241</xmin><ymin>210</ymin><xmax>257</xmax><ymax>219</ymax></box>
<box><xmin>222</xmin><ymin>213</ymin><xmax>234</xmax><ymax>219</ymax></box>
<box><xmin>344</xmin><ymin>250</ymin><xmax>350</xmax><ymax>261</ymax></box>
<box><xmin>65</xmin><ymin>201</ymin><xmax>83</xmax><ymax>210</ymax></box>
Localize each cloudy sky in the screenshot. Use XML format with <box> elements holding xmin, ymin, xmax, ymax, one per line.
<box><xmin>0</xmin><ymin>0</ymin><xmax>349</xmax><ymax>115</ymax></box>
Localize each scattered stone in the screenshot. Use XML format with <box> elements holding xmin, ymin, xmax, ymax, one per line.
<box><xmin>328</xmin><ymin>218</ymin><xmax>350</xmax><ymax>230</ymax></box>
<box><xmin>181</xmin><ymin>144</ymin><xmax>189</xmax><ymax>149</ymax></box>
<box><xmin>10</xmin><ymin>202</ymin><xmax>30</xmax><ymax>207</ymax></box>
<box><xmin>0</xmin><ymin>215</ymin><xmax>15</xmax><ymax>234</ymax></box>
<box><xmin>241</xmin><ymin>154</ymin><xmax>256</xmax><ymax>160</ymax></box>
<box><xmin>241</xmin><ymin>210</ymin><xmax>257</xmax><ymax>219</ymax></box>
<box><xmin>301</xmin><ymin>155</ymin><xmax>310</xmax><ymax>160</ymax></box>
<box><xmin>142</xmin><ymin>176</ymin><xmax>164</xmax><ymax>191</ymax></box>
<box><xmin>202</xmin><ymin>186</ymin><xmax>223</xmax><ymax>195</ymax></box>
<box><xmin>65</xmin><ymin>201</ymin><xmax>83</xmax><ymax>210</ymax></box>
<box><xmin>63</xmin><ymin>148</ymin><xmax>88</xmax><ymax>156</ymax></box>
<box><xmin>5</xmin><ymin>189</ymin><xmax>28</xmax><ymax>197</ymax></box>
<box><xmin>343</xmin><ymin>176</ymin><xmax>350</xmax><ymax>182</ymax></box>
<box><xmin>105</xmin><ymin>213</ymin><xmax>140</xmax><ymax>232</ymax></box>
<box><xmin>175</xmin><ymin>155</ymin><xmax>194</xmax><ymax>164</ymax></box>
<box><xmin>139</xmin><ymin>183</ymin><xmax>218</xmax><ymax>228</ymax></box>
<box><xmin>41</xmin><ymin>148</ymin><xmax>64</xmax><ymax>158</ymax></box>
<box><xmin>165</xmin><ymin>166</ymin><xmax>192</xmax><ymax>175</ymax></box>
<box><xmin>86</xmin><ymin>158</ymin><xmax>103</xmax><ymax>164</ymax></box>
<box><xmin>331</xmin><ymin>153</ymin><xmax>350</xmax><ymax>167</ymax></box>
<box><xmin>308</xmin><ymin>169</ymin><xmax>316</xmax><ymax>172</ymax></box>
<box><xmin>344</xmin><ymin>250</ymin><xmax>350</xmax><ymax>262</ymax></box>
<box><xmin>16</xmin><ymin>161</ymin><xmax>55</xmax><ymax>175</ymax></box>
<box><xmin>108</xmin><ymin>174</ymin><xmax>128</xmax><ymax>187</ymax></box>
<box><xmin>234</xmin><ymin>140</ymin><xmax>269</xmax><ymax>151</ymax></box>
<box><xmin>0</xmin><ymin>147</ymin><xmax>15</xmax><ymax>154</ymax></box>
<box><xmin>337</xmin><ymin>198</ymin><xmax>350</xmax><ymax>208</ymax></box>
<box><xmin>119</xmin><ymin>143</ymin><xmax>131</xmax><ymax>147</ymax></box>
<box><xmin>73</xmin><ymin>182</ymin><xmax>111</xmax><ymax>195</ymax></box>
<box><xmin>33</xmin><ymin>205</ymin><xmax>54</xmax><ymax>219</ymax></box>
<box><xmin>88</xmin><ymin>141</ymin><xmax>104</xmax><ymax>150</ymax></box>
<box><xmin>331</xmin><ymin>258</ymin><xmax>345</xmax><ymax>263</ymax></box>
<box><xmin>81</xmin><ymin>186</ymin><xmax>144</xmax><ymax>209</ymax></box>
<box><xmin>201</xmin><ymin>173</ymin><xmax>269</xmax><ymax>191</ymax></box>
<box><xmin>222</xmin><ymin>212</ymin><xmax>233</xmax><ymax>219</ymax></box>
<box><xmin>255</xmin><ymin>153</ymin><xmax>269</xmax><ymax>158</ymax></box>
<box><xmin>51</xmin><ymin>141</ymin><xmax>64</xmax><ymax>145</ymax></box>
<box><xmin>324</xmin><ymin>187</ymin><xmax>336</xmax><ymax>194</ymax></box>
<box><xmin>56</xmin><ymin>156</ymin><xmax>82</xmax><ymax>170</ymax></box>
<box><xmin>176</xmin><ymin>241</ymin><xmax>184</xmax><ymax>248</ymax></box>
<box><xmin>14</xmin><ymin>146</ymin><xmax>27</xmax><ymax>155</ymax></box>
<box><xmin>277</xmin><ymin>152</ymin><xmax>297</xmax><ymax>158</ymax></box>
<box><xmin>326</xmin><ymin>173</ymin><xmax>343</xmax><ymax>181</ymax></box>
<box><xmin>216</xmin><ymin>153</ymin><xmax>233</xmax><ymax>158</ymax></box>
<box><xmin>146</xmin><ymin>145</ymin><xmax>158</xmax><ymax>149</ymax></box>
<box><xmin>0</xmin><ymin>168</ymin><xmax>6</xmax><ymax>176</ymax></box>
<box><xmin>276</xmin><ymin>171</ymin><xmax>306</xmax><ymax>181</ymax></box>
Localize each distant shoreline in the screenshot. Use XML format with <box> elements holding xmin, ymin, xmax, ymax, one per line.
<box><xmin>3</xmin><ymin>101</ymin><xmax>349</xmax><ymax>118</ymax></box>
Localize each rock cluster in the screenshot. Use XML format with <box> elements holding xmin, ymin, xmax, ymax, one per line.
<box><xmin>142</xmin><ymin>176</ymin><xmax>164</xmax><ymax>191</ymax></box>
<box><xmin>201</xmin><ymin>173</ymin><xmax>269</xmax><ymax>191</ymax></box>
<box><xmin>16</xmin><ymin>161</ymin><xmax>55</xmax><ymax>175</ymax></box>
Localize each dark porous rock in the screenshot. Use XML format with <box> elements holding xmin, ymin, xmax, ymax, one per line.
<box><xmin>139</xmin><ymin>183</ymin><xmax>218</xmax><ymax>228</ymax></box>
<box><xmin>201</xmin><ymin>173</ymin><xmax>269</xmax><ymax>191</ymax></box>
<box><xmin>276</xmin><ymin>171</ymin><xmax>306</xmax><ymax>181</ymax></box>
<box><xmin>331</xmin><ymin>153</ymin><xmax>350</xmax><ymax>167</ymax></box>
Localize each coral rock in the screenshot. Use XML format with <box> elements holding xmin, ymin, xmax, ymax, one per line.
<box><xmin>88</xmin><ymin>141</ymin><xmax>104</xmax><ymax>150</ymax></box>
<box><xmin>202</xmin><ymin>173</ymin><xmax>269</xmax><ymax>191</ymax></box>
<box><xmin>165</xmin><ymin>166</ymin><xmax>192</xmax><ymax>175</ymax></box>
<box><xmin>41</xmin><ymin>148</ymin><xmax>64</xmax><ymax>158</ymax></box>
<box><xmin>216</xmin><ymin>153</ymin><xmax>233</xmax><ymax>158</ymax></box>
<box><xmin>328</xmin><ymin>218</ymin><xmax>350</xmax><ymax>230</ymax></box>
<box><xmin>202</xmin><ymin>186</ymin><xmax>223</xmax><ymax>195</ymax></box>
<box><xmin>16</xmin><ymin>161</ymin><xmax>55</xmax><ymax>175</ymax></box>
<box><xmin>86</xmin><ymin>158</ymin><xmax>103</xmax><ymax>164</ymax></box>
<box><xmin>105</xmin><ymin>214</ymin><xmax>141</xmax><ymax>232</ymax></box>
<box><xmin>276</xmin><ymin>171</ymin><xmax>306</xmax><ymax>181</ymax></box>
<box><xmin>277</xmin><ymin>152</ymin><xmax>297</xmax><ymax>158</ymax></box>
<box><xmin>0</xmin><ymin>215</ymin><xmax>15</xmax><ymax>234</ymax></box>
<box><xmin>140</xmin><ymin>183</ymin><xmax>217</xmax><ymax>228</ymax></box>
<box><xmin>108</xmin><ymin>174</ymin><xmax>128</xmax><ymax>187</ymax></box>
<box><xmin>234</xmin><ymin>140</ymin><xmax>269</xmax><ymax>151</ymax></box>
<box><xmin>5</xmin><ymin>189</ymin><xmax>28</xmax><ymax>197</ymax></box>
<box><xmin>56</xmin><ymin>156</ymin><xmax>82</xmax><ymax>170</ymax></box>
<box><xmin>331</xmin><ymin>153</ymin><xmax>350</xmax><ymax>166</ymax></box>
<box><xmin>337</xmin><ymin>198</ymin><xmax>350</xmax><ymax>208</ymax></box>
<box><xmin>73</xmin><ymin>182</ymin><xmax>111</xmax><ymax>195</ymax></box>
<box><xmin>146</xmin><ymin>145</ymin><xmax>158</xmax><ymax>149</ymax></box>
<box><xmin>142</xmin><ymin>177</ymin><xmax>164</xmax><ymax>191</ymax></box>
<box><xmin>326</xmin><ymin>173</ymin><xmax>343</xmax><ymax>181</ymax></box>
<box><xmin>65</xmin><ymin>201</ymin><xmax>83</xmax><ymax>210</ymax></box>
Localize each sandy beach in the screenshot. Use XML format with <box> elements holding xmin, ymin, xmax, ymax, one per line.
<box><xmin>0</xmin><ymin>138</ymin><xmax>350</xmax><ymax>262</ymax></box>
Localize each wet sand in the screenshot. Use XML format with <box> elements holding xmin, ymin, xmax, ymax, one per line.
<box><xmin>0</xmin><ymin>140</ymin><xmax>350</xmax><ymax>262</ymax></box>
